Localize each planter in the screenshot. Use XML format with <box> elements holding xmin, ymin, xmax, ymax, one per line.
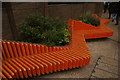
<box><xmin>68</xmin><ymin>15</ymin><xmax>114</xmax><ymax>39</ymax></box>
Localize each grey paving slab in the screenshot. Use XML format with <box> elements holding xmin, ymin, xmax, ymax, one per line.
<box><xmin>114</xmin><ymin>48</ymin><xmax>118</xmax><ymax>60</ymax></box>
<box><xmin>87</xmin><ymin>39</ymin><xmax>118</xmax><ymax>59</ymax></box>
<box><xmin>107</xmin><ymin>22</ymin><xmax>119</xmax><ymax>42</ymax></box>
<box><xmin>90</xmin><ymin>76</ymin><xmax>97</xmax><ymax>78</ymax></box>
<box><xmin>98</xmin><ymin>57</ymin><xmax>119</xmax><ymax>67</ymax></box>
<box><xmin>92</xmin><ymin>68</ymin><xmax>118</xmax><ymax>78</ymax></box>
<box><xmin>96</xmin><ymin>62</ymin><xmax>118</xmax><ymax>75</ymax></box>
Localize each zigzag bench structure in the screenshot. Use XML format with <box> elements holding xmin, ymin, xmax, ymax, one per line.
<box><xmin>0</xmin><ymin>15</ymin><xmax>113</xmax><ymax>80</ymax></box>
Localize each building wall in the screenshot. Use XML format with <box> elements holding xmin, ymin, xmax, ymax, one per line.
<box><xmin>2</xmin><ymin>7</ymin><xmax>13</xmax><ymax>40</ymax></box>
<box><xmin>48</xmin><ymin>2</ymin><xmax>103</xmax><ymax>20</ymax></box>
<box><xmin>2</xmin><ymin>2</ymin><xmax>104</xmax><ymax>40</ymax></box>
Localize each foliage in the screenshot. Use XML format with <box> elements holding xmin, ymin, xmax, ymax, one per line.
<box><xmin>77</xmin><ymin>13</ymin><xmax>100</xmax><ymax>26</ymax></box>
<box><xmin>18</xmin><ymin>14</ymin><xmax>70</xmax><ymax>46</ymax></box>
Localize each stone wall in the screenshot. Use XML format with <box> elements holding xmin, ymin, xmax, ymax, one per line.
<box><xmin>2</xmin><ymin>2</ymin><xmax>104</xmax><ymax>40</ymax></box>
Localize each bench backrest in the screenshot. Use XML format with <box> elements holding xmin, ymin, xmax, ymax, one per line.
<box><xmin>1</xmin><ymin>40</ymin><xmax>69</xmax><ymax>60</ymax></box>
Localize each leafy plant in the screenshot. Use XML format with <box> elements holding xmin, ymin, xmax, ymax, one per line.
<box><xmin>18</xmin><ymin>14</ymin><xmax>70</xmax><ymax>46</ymax></box>
<box><xmin>77</xmin><ymin>13</ymin><xmax>100</xmax><ymax>26</ymax></box>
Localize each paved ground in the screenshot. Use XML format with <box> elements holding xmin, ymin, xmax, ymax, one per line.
<box><xmin>33</xmin><ymin>12</ymin><xmax>119</xmax><ymax>79</ymax></box>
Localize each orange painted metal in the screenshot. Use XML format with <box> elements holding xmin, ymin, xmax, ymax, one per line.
<box><xmin>19</xmin><ymin>42</ymin><xmax>26</xmax><ymax>56</ymax></box>
<box><xmin>6</xmin><ymin>41</ymin><xmax>14</xmax><ymax>58</ymax></box>
<box><xmin>40</xmin><ymin>45</ymin><xmax>45</xmax><ymax>53</ymax></box>
<box><xmin>3</xmin><ymin>61</ymin><xmax>19</xmax><ymax>79</ymax></box>
<box><xmin>7</xmin><ymin>60</ymin><xmax>24</xmax><ymax>79</ymax></box>
<box><xmin>10</xmin><ymin>41</ymin><xmax>19</xmax><ymax>58</ymax></box>
<box><xmin>10</xmin><ymin>59</ymin><xmax>28</xmax><ymax>78</ymax></box>
<box><xmin>0</xmin><ymin>71</ymin><xmax>8</xmax><ymax>80</ymax></box>
<box><xmin>24</xmin><ymin>43</ymin><xmax>30</xmax><ymax>56</ymax></box>
<box><xmin>2</xmin><ymin>64</ymin><xmax>15</xmax><ymax>78</ymax></box>
<box><xmin>2</xmin><ymin>48</ymin><xmax>7</xmax><ymax>60</ymax></box>
<box><xmin>22</xmin><ymin>57</ymin><xmax>41</xmax><ymax>76</ymax></box>
<box><xmin>2</xmin><ymin>41</ymin><xmax>10</xmax><ymax>59</ymax></box>
<box><xmin>68</xmin><ymin>16</ymin><xmax>113</xmax><ymax>39</ymax></box>
<box><xmin>15</xmin><ymin>42</ymin><xmax>22</xmax><ymax>57</ymax></box>
<box><xmin>1</xmin><ymin>15</ymin><xmax>113</xmax><ymax>79</ymax></box>
<box><xmin>25</xmin><ymin>57</ymin><xmax>45</xmax><ymax>74</ymax></box>
<box><xmin>35</xmin><ymin>54</ymin><xmax>57</xmax><ymax>72</ymax></box>
<box><xmin>34</xmin><ymin>55</ymin><xmax>53</xmax><ymax>73</ymax></box>
<box><xmin>18</xmin><ymin>57</ymin><xmax>37</xmax><ymax>76</ymax></box>
<box><xmin>15</xmin><ymin>58</ymin><xmax>32</xmax><ymax>77</ymax></box>
<box><xmin>32</xmin><ymin>44</ymin><xmax>38</xmax><ymax>54</ymax></box>
<box><xmin>2</xmin><ymin>67</ymin><xmax>12</xmax><ymax>79</ymax></box>
<box><xmin>36</xmin><ymin>44</ymin><xmax>41</xmax><ymax>54</ymax></box>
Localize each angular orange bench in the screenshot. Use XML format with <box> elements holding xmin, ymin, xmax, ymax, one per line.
<box><xmin>1</xmin><ymin>15</ymin><xmax>113</xmax><ymax>80</ymax></box>
<box><xmin>1</xmin><ymin>38</ymin><xmax>90</xmax><ymax>79</ymax></box>
<box><xmin>68</xmin><ymin>14</ymin><xmax>113</xmax><ymax>39</ymax></box>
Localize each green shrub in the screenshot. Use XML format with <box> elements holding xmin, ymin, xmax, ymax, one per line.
<box><xmin>18</xmin><ymin>14</ymin><xmax>70</xmax><ymax>46</ymax></box>
<box><xmin>77</xmin><ymin>13</ymin><xmax>100</xmax><ymax>26</ymax></box>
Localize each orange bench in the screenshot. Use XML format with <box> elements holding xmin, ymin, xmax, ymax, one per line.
<box><xmin>68</xmin><ymin>15</ymin><xmax>113</xmax><ymax>39</ymax></box>
<box><xmin>1</xmin><ymin>32</ymin><xmax>90</xmax><ymax>80</ymax></box>
<box><xmin>1</xmin><ymin>15</ymin><xmax>113</xmax><ymax>80</ymax></box>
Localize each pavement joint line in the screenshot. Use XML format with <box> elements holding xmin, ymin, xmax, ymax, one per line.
<box><xmin>90</xmin><ymin>75</ymin><xmax>99</xmax><ymax>78</ymax></box>
<box><xmin>107</xmin><ymin>37</ymin><xmax>120</xmax><ymax>43</ymax></box>
<box><xmin>91</xmin><ymin>76</ymin><xmax>97</xmax><ymax>78</ymax></box>
<box><xmin>100</xmin><ymin>56</ymin><xmax>120</xmax><ymax>62</ymax></box>
<box><xmin>88</xmin><ymin>56</ymin><xmax>102</xmax><ymax>80</ymax></box>
<box><xmin>98</xmin><ymin>61</ymin><xmax>119</xmax><ymax>68</ymax></box>
<box><xmin>95</xmin><ymin>67</ymin><xmax>119</xmax><ymax>76</ymax></box>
